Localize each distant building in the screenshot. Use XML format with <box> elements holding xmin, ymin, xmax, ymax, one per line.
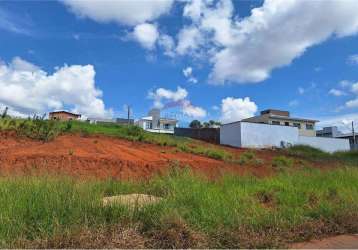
<box><xmin>316</xmin><ymin>126</ymin><xmax>343</xmax><ymax>138</ymax></box>
<box><xmin>87</xmin><ymin>117</ymin><xmax>134</xmax><ymax>125</ymax></box>
<box><xmin>136</xmin><ymin>108</ymin><xmax>178</xmax><ymax>134</ymax></box>
<box><xmin>242</xmin><ymin>109</ymin><xmax>318</xmax><ymax>137</ymax></box>
<box><xmin>336</xmin><ymin>133</ymin><xmax>358</xmax><ymax>150</ymax></box>
<box><xmin>49</xmin><ymin>111</ymin><xmax>81</xmax><ymax>121</ymax></box>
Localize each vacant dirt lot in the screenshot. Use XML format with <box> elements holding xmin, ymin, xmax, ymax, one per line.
<box><xmin>0</xmin><ymin>132</ymin><xmax>281</xmax><ymax>179</ymax></box>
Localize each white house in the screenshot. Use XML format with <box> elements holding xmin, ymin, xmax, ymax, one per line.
<box><xmin>136</xmin><ymin>109</ymin><xmax>178</xmax><ymax>134</ymax></box>
<box><xmin>220</xmin><ymin>121</ymin><xmax>350</xmax><ymax>153</ymax></box>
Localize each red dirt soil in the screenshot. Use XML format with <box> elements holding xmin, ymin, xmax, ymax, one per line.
<box><xmin>291</xmin><ymin>234</ymin><xmax>358</xmax><ymax>249</ymax></box>
<box><xmin>0</xmin><ymin>132</ymin><xmax>283</xmax><ymax>180</ymax></box>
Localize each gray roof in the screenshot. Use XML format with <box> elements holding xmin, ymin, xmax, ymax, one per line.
<box><xmin>268</xmin><ymin>115</ymin><xmax>319</xmax><ymax>123</ymax></box>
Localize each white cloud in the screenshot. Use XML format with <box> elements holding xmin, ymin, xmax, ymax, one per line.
<box><xmin>182</xmin><ymin>66</ymin><xmax>198</xmax><ymax>83</ymax></box>
<box><xmin>317</xmin><ymin>113</ymin><xmax>358</xmax><ymax>133</ymax></box>
<box><xmin>0</xmin><ymin>57</ymin><xmax>112</xmax><ymax>118</ymax></box>
<box><xmin>347</xmin><ymin>54</ymin><xmax>358</xmax><ymax>65</ymax></box>
<box><xmin>288</xmin><ymin>100</ymin><xmax>299</xmax><ymax>107</ymax></box>
<box><xmin>176</xmin><ymin>26</ymin><xmax>204</xmax><ymax>55</ymax></box>
<box><xmin>220</xmin><ymin>97</ymin><xmax>257</xmax><ymax>123</ymax></box>
<box><xmin>158</xmin><ymin>34</ymin><xmax>175</xmax><ymax>57</ymax></box>
<box><xmin>340</xmin><ymin>80</ymin><xmax>353</xmax><ymax>88</ymax></box>
<box><xmin>182</xmin><ymin>100</ymin><xmax>206</xmax><ymax>118</ymax></box>
<box><xmin>351</xmin><ymin>82</ymin><xmax>358</xmax><ymax>94</ymax></box>
<box><xmin>298</xmin><ymin>87</ymin><xmax>305</xmax><ymax>95</ymax></box>
<box><xmin>329</xmin><ymin>88</ymin><xmax>347</xmax><ymax>96</ymax></box>
<box><xmin>62</xmin><ymin>0</ymin><xmax>174</xmax><ymax>26</ymax></box>
<box><xmin>148</xmin><ymin>86</ymin><xmax>188</xmax><ymax>109</ymax></box>
<box><xmin>346</xmin><ymin>98</ymin><xmax>358</xmax><ymax>108</ymax></box>
<box><xmin>179</xmin><ymin>0</ymin><xmax>358</xmax><ymax>84</ymax></box>
<box><xmin>148</xmin><ymin>86</ymin><xmax>206</xmax><ymax>118</ymax></box>
<box><xmin>132</xmin><ymin>23</ymin><xmax>159</xmax><ymax>50</ymax></box>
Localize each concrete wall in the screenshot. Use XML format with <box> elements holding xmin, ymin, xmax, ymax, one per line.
<box><xmin>220</xmin><ymin>121</ymin><xmax>350</xmax><ymax>152</ymax></box>
<box><xmin>296</xmin><ymin>136</ymin><xmax>350</xmax><ymax>153</ymax></box>
<box><xmin>239</xmin><ymin>122</ymin><xmax>298</xmax><ymax>148</ymax></box>
<box><xmin>220</xmin><ymin>122</ymin><xmax>242</xmax><ymax>147</ymax></box>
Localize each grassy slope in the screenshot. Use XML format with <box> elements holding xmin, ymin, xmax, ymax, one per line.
<box><xmin>1</xmin><ymin>167</ymin><xmax>358</xmax><ymax>248</ymax></box>
<box><xmin>0</xmin><ymin>118</ymin><xmax>233</xmax><ymax>161</ymax></box>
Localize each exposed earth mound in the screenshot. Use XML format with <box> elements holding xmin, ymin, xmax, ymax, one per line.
<box><xmin>0</xmin><ymin>132</ymin><xmax>278</xmax><ymax>179</ymax></box>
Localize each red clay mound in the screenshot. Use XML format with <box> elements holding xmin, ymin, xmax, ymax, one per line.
<box><xmin>0</xmin><ymin>132</ymin><xmax>276</xmax><ymax>180</ymax></box>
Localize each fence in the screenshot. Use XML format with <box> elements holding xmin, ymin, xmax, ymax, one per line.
<box><xmin>174</xmin><ymin>127</ymin><xmax>220</xmax><ymax>144</ymax></box>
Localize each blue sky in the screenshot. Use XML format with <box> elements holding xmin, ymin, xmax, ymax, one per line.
<box><xmin>0</xmin><ymin>0</ymin><xmax>358</xmax><ymax>131</ymax></box>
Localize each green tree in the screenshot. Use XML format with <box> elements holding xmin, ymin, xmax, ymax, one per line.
<box><xmin>189</xmin><ymin>120</ymin><xmax>202</xmax><ymax>128</ymax></box>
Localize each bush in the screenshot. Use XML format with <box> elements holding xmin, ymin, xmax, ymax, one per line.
<box><xmin>272</xmin><ymin>156</ymin><xmax>294</xmax><ymax>169</ymax></box>
<box><xmin>237</xmin><ymin>151</ymin><xmax>263</xmax><ymax>166</ymax></box>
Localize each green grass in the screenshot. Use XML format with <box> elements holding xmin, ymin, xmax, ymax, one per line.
<box><xmin>272</xmin><ymin>156</ymin><xmax>294</xmax><ymax>169</ymax></box>
<box><xmin>237</xmin><ymin>151</ymin><xmax>263</xmax><ymax>166</ymax></box>
<box><xmin>1</xmin><ymin>167</ymin><xmax>358</xmax><ymax>248</ymax></box>
<box><xmin>286</xmin><ymin>145</ymin><xmax>358</xmax><ymax>166</ymax></box>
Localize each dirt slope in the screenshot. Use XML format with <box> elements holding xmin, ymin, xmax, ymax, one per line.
<box><xmin>0</xmin><ymin>132</ymin><xmax>275</xmax><ymax>180</ymax></box>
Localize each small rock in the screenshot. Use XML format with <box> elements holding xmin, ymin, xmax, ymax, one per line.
<box><xmin>102</xmin><ymin>194</ymin><xmax>163</xmax><ymax>208</ymax></box>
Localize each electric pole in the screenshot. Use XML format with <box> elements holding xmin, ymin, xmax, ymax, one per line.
<box><xmin>353</xmin><ymin>121</ymin><xmax>356</xmax><ymax>145</ymax></box>
<box><xmin>127</xmin><ymin>105</ymin><xmax>131</xmax><ymax>125</ymax></box>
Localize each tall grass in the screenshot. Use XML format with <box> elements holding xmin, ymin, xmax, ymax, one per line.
<box><xmin>1</xmin><ymin>167</ymin><xmax>358</xmax><ymax>248</ymax></box>
<box><xmin>287</xmin><ymin>145</ymin><xmax>358</xmax><ymax>166</ymax></box>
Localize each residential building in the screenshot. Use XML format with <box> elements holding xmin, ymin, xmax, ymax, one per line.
<box><xmin>316</xmin><ymin>126</ymin><xmax>343</xmax><ymax>138</ymax></box>
<box><xmin>87</xmin><ymin>117</ymin><xmax>134</xmax><ymax>125</ymax></box>
<box><xmin>49</xmin><ymin>111</ymin><xmax>81</xmax><ymax>121</ymax></box>
<box><xmin>136</xmin><ymin>109</ymin><xmax>178</xmax><ymax>134</ymax></box>
<box><xmin>335</xmin><ymin>133</ymin><xmax>358</xmax><ymax>150</ymax></box>
<box><xmin>242</xmin><ymin>109</ymin><xmax>318</xmax><ymax>137</ymax></box>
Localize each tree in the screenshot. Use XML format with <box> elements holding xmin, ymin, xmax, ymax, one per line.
<box><xmin>202</xmin><ymin>122</ymin><xmax>210</xmax><ymax>128</ymax></box>
<box><xmin>189</xmin><ymin>120</ymin><xmax>202</xmax><ymax>129</ymax></box>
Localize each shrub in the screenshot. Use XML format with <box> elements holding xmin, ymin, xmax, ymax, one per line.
<box><xmin>237</xmin><ymin>151</ymin><xmax>263</xmax><ymax>166</ymax></box>
<box><xmin>272</xmin><ymin>156</ymin><xmax>294</xmax><ymax>169</ymax></box>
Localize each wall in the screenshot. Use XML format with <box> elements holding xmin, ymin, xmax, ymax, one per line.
<box><xmin>220</xmin><ymin>121</ymin><xmax>350</xmax><ymax>152</ymax></box>
<box><xmin>239</xmin><ymin>122</ymin><xmax>298</xmax><ymax>148</ymax></box>
<box><xmin>175</xmin><ymin>127</ymin><xmax>220</xmax><ymax>144</ymax></box>
<box><xmin>296</xmin><ymin>136</ymin><xmax>350</xmax><ymax>153</ymax></box>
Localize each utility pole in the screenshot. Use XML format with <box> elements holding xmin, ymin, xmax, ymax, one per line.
<box><xmin>353</xmin><ymin>121</ymin><xmax>356</xmax><ymax>145</ymax></box>
<box><xmin>127</xmin><ymin>105</ymin><xmax>131</xmax><ymax>125</ymax></box>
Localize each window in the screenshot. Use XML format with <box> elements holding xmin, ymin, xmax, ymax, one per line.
<box><xmin>293</xmin><ymin>122</ymin><xmax>301</xmax><ymax>129</ymax></box>
<box><xmin>306</xmin><ymin>124</ymin><xmax>314</xmax><ymax>130</ymax></box>
<box><xmin>164</xmin><ymin>124</ymin><xmax>170</xmax><ymax>130</ymax></box>
<box><xmin>271</xmin><ymin>121</ymin><xmax>280</xmax><ymax>125</ymax></box>
<box><xmin>146</xmin><ymin>122</ymin><xmax>152</xmax><ymax>129</ymax></box>
<box><xmin>284</xmin><ymin>122</ymin><xmax>290</xmax><ymax>126</ymax></box>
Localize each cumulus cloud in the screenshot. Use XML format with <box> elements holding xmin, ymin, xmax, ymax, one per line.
<box><xmin>182</xmin><ymin>66</ymin><xmax>198</xmax><ymax>83</ymax></box>
<box><xmin>220</xmin><ymin>97</ymin><xmax>257</xmax><ymax>123</ymax></box>
<box><xmin>0</xmin><ymin>57</ymin><xmax>112</xmax><ymax>118</ymax></box>
<box><xmin>298</xmin><ymin>87</ymin><xmax>305</xmax><ymax>95</ymax></box>
<box><xmin>329</xmin><ymin>88</ymin><xmax>347</xmax><ymax>96</ymax></box>
<box><xmin>182</xmin><ymin>100</ymin><xmax>206</xmax><ymax>118</ymax></box>
<box><xmin>62</xmin><ymin>0</ymin><xmax>174</xmax><ymax>26</ymax></box>
<box><xmin>158</xmin><ymin>34</ymin><xmax>175</xmax><ymax>57</ymax></box>
<box><xmin>176</xmin><ymin>26</ymin><xmax>204</xmax><ymax>55</ymax></box>
<box><xmin>178</xmin><ymin>0</ymin><xmax>358</xmax><ymax>84</ymax></box>
<box><xmin>347</xmin><ymin>54</ymin><xmax>358</xmax><ymax>65</ymax></box>
<box><xmin>132</xmin><ymin>23</ymin><xmax>159</xmax><ymax>50</ymax></box>
<box><xmin>148</xmin><ymin>86</ymin><xmax>206</xmax><ymax>118</ymax></box>
<box><xmin>317</xmin><ymin>113</ymin><xmax>358</xmax><ymax>133</ymax></box>
<box><xmin>288</xmin><ymin>100</ymin><xmax>299</xmax><ymax>107</ymax></box>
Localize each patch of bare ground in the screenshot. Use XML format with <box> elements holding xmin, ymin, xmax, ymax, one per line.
<box><xmin>0</xmin><ymin>132</ymin><xmax>278</xmax><ymax>180</ymax></box>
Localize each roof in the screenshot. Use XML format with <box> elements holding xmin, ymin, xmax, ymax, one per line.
<box><xmin>268</xmin><ymin>114</ymin><xmax>319</xmax><ymax>123</ymax></box>
<box><xmin>336</xmin><ymin>133</ymin><xmax>358</xmax><ymax>138</ymax></box>
<box><xmin>49</xmin><ymin>110</ymin><xmax>81</xmax><ymax>117</ymax></box>
<box><xmin>139</xmin><ymin>116</ymin><xmax>177</xmax><ymax>122</ymax></box>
